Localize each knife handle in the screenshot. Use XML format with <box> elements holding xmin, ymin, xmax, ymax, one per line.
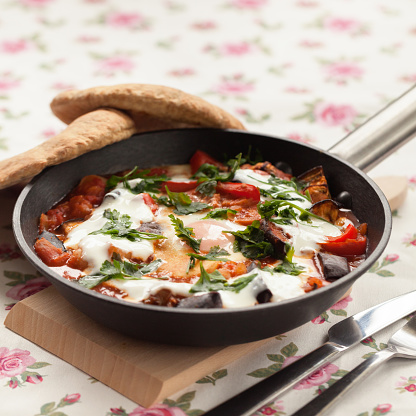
<box><xmin>204</xmin><ymin>342</ymin><xmax>343</xmax><ymax>416</ymax></box>
<box><xmin>291</xmin><ymin>348</ymin><xmax>395</xmax><ymax>416</ymax></box>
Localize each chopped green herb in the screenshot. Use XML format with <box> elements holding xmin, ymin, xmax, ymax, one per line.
<box><xmin>169</xmin><ymin>214</ymin><xmax>201</xmax><ymax>252</ymax></box>
<box><xmin>190</xmin><ymin>263</ymin><xmax>257</xmax><ymax>294</ymax></box>
<box><xmin>78</xmin><ymin>258</ymin><xmax>163</xmax><ymax>289</ymax></box>
<box><xmin>196</xmin><ymin>179</ymin><xmax>217</xmax><ymax>196</ymax></box>
<box><xmin>224</xmin><ymin>220</ymin><xmax>274</xmax><ymax>259</ymax></box>
<box><xmin>106</xmin><ymin>167</ymin><xmax>168</xmax><ymax>193</ymax></box>
<box><xmin>192</xmin><ymin>153</ymin><xmax>242</xmax><ymax>183</ymax></box>
<box><xmin>163</xmin><ymin>187</ymin><xmax>210</xmax><ymax>215</ymax></box>
<box><xmin>186</xmin><ymin>246</ymin><xmax>230</xmax><ymax>271</ymax></box>
<box><xmin>202</xmin><ymin>208</ymin><xmax>237</xmax><ymax>220</ymax></box>
<box><xmin>89</xmin><ymin>209</ymin><xmax>166</xmax><ymax>242</ymax></box>
<box><xmin>273</xmin><ymin>246</ymin><xmax>304</xmax><ymax>276</ymax></box>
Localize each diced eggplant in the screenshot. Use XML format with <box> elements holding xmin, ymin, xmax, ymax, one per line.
<box><xmin>335</xmin><ymin>191</ymin><xmax>353</xmax><ymax>210</ymax></box>
<box><xmin>137</xmin><ymin>222</ymin><xmax>163</xmax><ymax>235</ymax></box>
<box><xmin>251</xmin><ymin>276</ymin><xmax>273</xmax><ymax>304</ymax></box>
<box><xmin>177</xmin><ymin>292</ymin><xmax>223</xmax><ymax>309</ymax></box>
<box><xmin>273</xmin><ymin>161</ymin><xmax>293</xmax><ymax>176</ymax></box>
<box><xmin>298</xmin><ymin>166</ymin><xmax>331</xmax><ymax>203</ymax></box>
<box><xmin>249</xmin><ymin>161</ymin><xmax>292</xmax><ymax>180</ymax></box>
<box><xmin>310</xmin><ymin>199</ymin><xmax>340</xmax><ymax>223</ymax></box>
<box><xmin>37</xmin><ymin>231</ymin><xmax>66</xmax><ymax>252</ymax></box>
<box><xmin>143</xmin><ymin>289</ymin><xmax>183</xmax><ymax>307</ymax></box>
<box><xmin>317</xmin><ymin>252</ymin><xmax>350</xmax><ymax>281</ymax></box>
<box><xmin>260</xmin><ymin>219</ymin><xmax>290</xmax><ymax>259</ymax></box>
<box><xmin>104</xmin><ymin>189</ymin><xmax>121</xmax><ymax>200</ymax></box>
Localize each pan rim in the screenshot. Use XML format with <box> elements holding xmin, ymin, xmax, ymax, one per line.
<box><xmin>12</xmin><ymin>128</ymin><xmax>392</xmax><ymax>316</ymax></box>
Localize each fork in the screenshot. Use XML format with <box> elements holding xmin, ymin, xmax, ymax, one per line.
<box><xmin>292</xmin><ymin>314</ymin><xmax>416</xmax><ymax>416</ymax></box>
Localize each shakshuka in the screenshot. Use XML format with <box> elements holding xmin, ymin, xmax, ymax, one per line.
<box><xmin>34</xmin><ymin>149</ymin><xmax>367</xmax><ymax>308</ymax></box>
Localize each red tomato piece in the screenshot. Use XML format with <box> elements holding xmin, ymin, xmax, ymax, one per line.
<box><xmin>163</xmin><ymin>180</ymin><xmax>198</xmax><ymax>192</ymax></box>
<box><xmin>325</xmin><ymin>223</ymin><xmax>358</xmax><ymax>243</ymax></box>
<box><xmin>34</xmin><ymin>238</ymin><xmax>70</xmax><ymax>267</ymax></box>
<box><xmin>216</xmin><ymin>182</ymin><xmax>261</xmax><ymax>203</ymax></box>
<box><xmin>321</xmin><ymin>235</ymin><xmax>367</xmax><ymax>256</ymax></box>
<box><xmin>189</xmin><ymin>150</ymin><xmax>224</xmax><ymax>174</ymax></box>
<box><xmin>142</xmin><ymin>193</ymin><xmax>158</xmax><ymax>214</ymax></box>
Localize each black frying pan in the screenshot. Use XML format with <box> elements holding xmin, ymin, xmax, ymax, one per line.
<box><xmin>12</xmin><ymin>85</ymin><xmax>416</xmax><ymax>346</ymax></box>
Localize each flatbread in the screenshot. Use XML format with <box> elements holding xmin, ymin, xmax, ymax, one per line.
<box><xmin>0</xmin><ymin>84</ymin><xmax>245</xmax><ymax>190</ymax></box>
<box><xmin>50</xmin><ymin>83</ymin><xmax>245</xmax><ymax>131</ymax></box>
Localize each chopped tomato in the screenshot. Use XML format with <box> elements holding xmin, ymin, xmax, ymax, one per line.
<box><xmin>147</xmin><ymin>167</ymin><xmax>168</xmax><ymax>176</ymax></box>
<box><xmin>34</xmin><ymin>238</ymin><xmax>70</xmax><ymax>267</ymax></box>
<box><xmin>142</xmin><ymin>193</ymin><xmax>158</xmax><ymax>214</ymax></box>
<box><xmin>68</xmin><ymin>195</ymin><xmax>93</xmax><ymax>219</ymax></box>
<box><xmin>189</xmin><ymin>150</ymin><xmax>224</xmax><ymax>174</ymax></box>
<box><xmin>325</xmin><ymin>223</ymin><xmax>358</xmax><ymax>243</ymax></box>
<box><xmin>234</xmin><ymin>206</ymin><xmax>261</xmax><ymax>225</ymax></box>
<box><xmin>163</xmin><ymin>180</ymin><xmax>198</xmax><ymax>192</ymax></box>
<box><xmin>72</xmin><ymin>175</ymin><xmax>106</xmax><ymax>205</ymax></box>
<box><xmin>216</xmin><ymin>182</ymin><xmax>261</xmax><ymax>203</ymax></box>
<box><xmin>321</xmin><ymin>235</ymin><xmax>367</xmax><ymax>256</ymax></box>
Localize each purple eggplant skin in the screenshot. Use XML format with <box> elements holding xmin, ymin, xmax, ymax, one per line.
<box><xmin>177</xmin><ymin>292</ymin><xmax>223</xmax><ymax>309</ymax></box>
<box><xmin>37</xmin><ymin>231</ymin><xmax>67</xmax><ymax>252</ymax></box>
<box><xmin>317</xmin><ymin>252</ymin><xmax>350</xmax><ymax>281</ymax></box>
<box><xmin>310</xmin><ymin>199</ymin><xmax>340</xmax><ymax>223</ymax></box>
<box><xmin>260</xmin><ymin>219</ymin><xmax>290</xmax><ymax>259</ymax></box>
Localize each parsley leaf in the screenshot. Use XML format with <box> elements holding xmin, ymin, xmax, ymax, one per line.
<box><xmin>224</xmin><ymin>220</ymin><xmax>274</xmax><ymax>259</ymax></box>
<box><xmin>192</xmin><ymin>153</ymin><xmax>242</xmax><ymax>183</ymax></box>
<box><xmin>190</xmin><ymin>263</ymin><xmax>228</xmax><ymax>293</ymax></box>
<box><xmin>163</xmin><ymin>187</ymin><xmax>210</xmax><ymax>215</ymax></box>
<box><xmin>196</xmin><ymin>179</ymin><xmax>217</xmax><ymax>196</ymax></box>
<box><xmin>272</xmin><ymin>246</ymin><xmax>304</xmax><ymax>276</ymax></box>
<box><xmin>79</xmin><ymin>258</ymin><xmax>163</xmax><ymax>289</ymax></box>
<box><xmin>169</xmin><ymin>214</ymin><xmax>201</xmax><ymax>252</ymax></box>
<box><xmin>106</xmin><ymin>167</ymin><xmax>168</xmax><ymax>193</ymax></box>
<box><xmin>202</xmin><ymin>208</ymin><xmax>237</xmax><ymax>220</ymax></box>
<box><xmin>190</xmin><ymin>263</ymin><xmax>257</xmax><ymax>294</ymax></box>
<box><xmin>90</xmin><ymin>209</ymin><xmax>166</xmax><ymax>241</ymax></box>
<box><xmin>186</xmin><ymin>246</ymin><xmax>230</xmax><ymax>271</ymax></box>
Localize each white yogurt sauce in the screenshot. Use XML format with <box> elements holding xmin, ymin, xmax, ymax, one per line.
<box><xmin>64</xmin><ymin>168</ymin><xmax>344</xmax><ymax>308</ymax></box>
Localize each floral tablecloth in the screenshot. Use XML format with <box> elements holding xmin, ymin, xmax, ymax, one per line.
<box><xmin>1</xmin><ymin>0</ymin><xmax>416</xmax><ymax>415</ymax></box>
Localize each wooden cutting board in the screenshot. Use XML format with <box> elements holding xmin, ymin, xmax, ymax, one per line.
<box><xmin>3</xmin><ymin>176</ymin><xmax>408</xmax><ymax>407</ymax></box>
<box><xmin>4</xmin><ymin>285</ymin><xmax>272</xmax><ymax>407</ymax></box>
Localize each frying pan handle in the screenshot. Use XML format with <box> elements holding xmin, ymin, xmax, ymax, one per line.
<box><xmin>328</xmin><ymin>84</ymin><xmax>416</xmax><ymax>172</ymax></box>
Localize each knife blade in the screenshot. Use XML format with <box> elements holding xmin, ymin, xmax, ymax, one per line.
<box><xmin>203</xmin><ymin>289</ymin><xmax>416</xmax><ymax>416</ymax></box>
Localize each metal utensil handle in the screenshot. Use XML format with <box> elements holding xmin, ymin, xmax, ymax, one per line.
<box><xmin>291</xmin><ymin>348</ymin><xmax>395</xmax><ymax>416</ymax></box>
<box><xmin>328</xmin><ymin>84</ymin><xmax>416</xmax><ymax>172</ymax></box>
<box><xmin>203</xmin><ymin>342</ymin><xmax>343</xmax><ymax>416</ymax></box>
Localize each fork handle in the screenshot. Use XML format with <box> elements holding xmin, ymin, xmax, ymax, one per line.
<box><xmin>291</xmin><ymin>348</ymin><xmax>395</xmax><ymax>416</ymax></box>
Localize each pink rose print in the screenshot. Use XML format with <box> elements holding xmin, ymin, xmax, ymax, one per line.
<box><xmin>324</xmin><ymin>62</ymin><xmax>364</xmax><ymax>84</ymax></box>
<box><xmin>286</xmin><ymin>132</ymin><xmax>314</xmax><ymax>144</ymax></box>
<box><xmin>294</xmin><ymin>363</ymin><xmax>339</xmax><ymax>389</ymax></box>
<box><xmin>191</xmin><ymin>21</ymin><xmax>217</xmax><ymax>30</ymax></box>
<box><xmin>129</xmin><ymin>404</ymin><xmax>186</xmax><ymax>416</ymax></box>
<box><xmin>6</xmin><ymin>276</ymin><xmax>51</xmax><ymax>302</ymax></box>
<box><xmin>220</xmin><ymin>41</ymin><xmax>253</xmax><ymax>56</ymax></box>
<box><xmin>281</xmin><ymin>355</ymin><xmax>302</xmax><ymax>369</ymax></box>
<box><xmin>0</xmin><ymin>243</ymin><xmax>22</xmax><ymax>261</ymax></box>
<box><xmin>106</xmin><ymin>12</ymin><xmax>144</xmax><ymax>29</ymax></box>
<box><xmin>9</xmin><ymin>379</ymin><xmax>18</xmax><ymax>389</ymax></box>
<box><xmin>385</xmin><ymin>254</ymin><xmax>399</xmax><ymax>262</ymax></box>
<box><xmin>96</xmin><ymin>56</ymin><xmax>136</xmax><ymax>76</ymax></box>
<box><xmin>323</xmin><ymin>17</ymin><xmax>362</xmax><ymax>33</ymax></box>
<box><xmin>331</xmin><ymin>295</ymin><xmax>352</xmax><ymax>310</ymax></box>
<box><xmin>402</xmin><ymin>233</ymin><xmax>416</xmax><ymax>247</ymax></box>
<box><xmin>400</xmin><ymin>73</ymin><xmax>416</xmax><ymax>83</ymax></box>
<box><xmin>168</xmin><ymin>68</ymin><xmax>195</xmax><ymax>77</ymax></box>
<box><xmin>0</xmin><ymin>78</ymin><xmax>20</xmax><ymax>92</ymax></box>
<box><xmin>375</xmin><ymin>403</ymin><xmax>392</xmax><ymax>413</ymax></box>
<box><xmin>0</xmin><ymin>40</ymin><xmax>28</xmax><ymax>54</ymax></box>
<box><xmin>230</xmin><ymin>0</ymin><xmax>268</xmax><ymax>9</ymax></box>
<box><xmin>259</xmin><ymin>407</ymin><xmax>276</xmax><ymax>415</ymax></box>
<box><xmin>396</xmin><ymin>376</ymin><xmax>416</xmax><ymax>395</ymax></box>
<box><xmin>19</xmin><ymin>0</ymin><xmax>52</xmax><ymax>6</ymax></box>
<box><xmin>311</xmin><ymin>315</ymin><xmax>326</xmax><ymax>324</ymax></box>
<box><xmin>0</xmin><ymin>348</ymin><xmax>36</xmax><ymax>379</ymax></box>
<box><xmin>313</xmin><ymin>102</ymin><xmax>358</xmax><ymax>127</ymax></box>
<box><xmin>63</xmin><ymin>393</ymin><xmax>81</xmax><ymax>404</ymax></box>
<box><xmin>405</xmin><ymin>384</ymin><xmax>416</xmax><ymax>392</ymax></box>
<box><xmin>213</xmin><ymin>74</ymin><xmax>254</xmax><ymax>97</ymax></box>
<box><xmin>26</xmin><ymin>374</ymin><xmax>43</xmax><ymax>384</ymax></box>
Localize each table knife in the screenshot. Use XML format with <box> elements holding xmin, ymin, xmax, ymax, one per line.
<box><xmin>204</xmin><ymin>289</ymin><xmax>416</xmax><ymax>416</ymax></box>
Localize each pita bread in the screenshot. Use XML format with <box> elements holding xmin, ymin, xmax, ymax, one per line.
<box><xmin>0</xmin><ymin>84</ymin><xmax>245</xmax><ymax>190</ymax></box>
<box><xmin>50</xmin><ymin>84</ymin><xmax>246</xmax><ymax>131</ymax></box>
